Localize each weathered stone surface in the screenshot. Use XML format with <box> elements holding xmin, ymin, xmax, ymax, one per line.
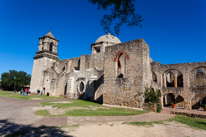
<box><xmin>143</xmin><ymin>102</ymin><xmax>156</xmax><ymax>112</ymax></box>
<box><xmin>30</xmin><ymin>31</ymin><xmax>206</xmax><ymax>110</ymax></box>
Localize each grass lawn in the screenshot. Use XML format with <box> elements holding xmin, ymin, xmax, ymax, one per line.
<box><xmin>0</xmin><ymin>90</ymin><xmax>64</xmax><ymax>100</ymax></box>
<box><xmin>35</xmin><ymin>100</ymin><xmax>147</xmax><ymax>116</ymax></box>
<box><xmin>127</xmin><ymin>115</ymin><xmax>206</xmax><ymax>130</ymax></box>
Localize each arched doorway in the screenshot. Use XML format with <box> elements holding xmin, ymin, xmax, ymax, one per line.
<box><xmin>175</xmin><ymin>95</ymin><xmax>184</xmax><ymax>108</ymax></box>
<box><xmin>164</xmin><ymin>93</ymin><xmax>175</xmax><ymax>106</ymax></box>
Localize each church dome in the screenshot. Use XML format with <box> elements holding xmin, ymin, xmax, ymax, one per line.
<box><xmin>44</xmin><ymin>30</ymin><xmax>55</xmax><ymax>39</ymax></box>
<box><xmin>95</xmin><ymin>33</ymin><xmax>121</xmax><ymax>43</ymax></box>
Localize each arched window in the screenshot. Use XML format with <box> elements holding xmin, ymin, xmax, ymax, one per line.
<box><xmin>117</xmin><ymin>53</ymin><xmax>126</xmax><ymax>78</ymax></box>
<box><xmin>166</xmin><ymin>71</ymin><xmax>175</xmax><ymax>87</ymax></box>
<box><xmin>114</xmin><ymin>50</ymin><xmax>130</xmax><ymax>78</ymax></box>
<box><xmin>162</xmin><ymin>69</ymin><xmax>183</xmax><ymax>87</ymax></box>
<box><xmin>49</xmin><ymin>43</ymin><xmax>53</xmax><ymax>52</ymax></box>
<box><xmin>177</xmin><ymin>74</ymin><xmax>183</xmax><ymax>87</ymax></box>
<box><xmin>79</xmin><ymin>82</ymin><xmax>85</xmax><ymax>93</ymax></box>
<box><xmin>196</xmin><ymin>70</ymin><xmax>206</xmax><ymax>87</ymax></box>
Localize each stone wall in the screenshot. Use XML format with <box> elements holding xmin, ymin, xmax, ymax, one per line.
<box><xmin>93</xmin><ymin>68</ymin><xmax>104</xmax><ymax>102</ymax></box>
<box><xmin>30</xmin><ymin>56</ymin><xmax>56</xmax><ymax>92</ymax></box>
<box><xmin>57</xmin><ymin>57</ymin><xmax>80</xmax><ymax>73</ymax></box>
<box><xmin>151</xmin><ymin>61</ymin><xmax>206</xmax><ymax>109</ymax></box>
<box><xmin>103</xmin><ymin>39</ymin><xmax>151</xmax><ymax>108</ymax></box>
<box><xmin>73</xmin><ymin>69</ymin><xmax>96</xmax><ymax>100</ymax></box>
<box><xmin>143</xmin><ymin>102</ymin><xmax>156</xmax><ymax>112</ymax></box>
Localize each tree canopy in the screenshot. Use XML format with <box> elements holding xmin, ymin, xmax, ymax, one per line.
<box><xmin>88</xmin><ymin>0</ymin><xmax>143</xmax><ymax>35</ymax></box>
<box><xmin>0</xmin><ymin>70</ymin><xmax>31</xmax><ymax>90</ymax></box>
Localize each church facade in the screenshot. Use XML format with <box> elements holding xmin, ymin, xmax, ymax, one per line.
<box><xmin>30</xmin><ymin>31</ymin><xmax>206</xmax><ymax>110</ymax></box>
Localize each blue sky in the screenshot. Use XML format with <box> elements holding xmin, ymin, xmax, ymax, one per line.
<box><xmin>0</xmin><ymin>0</ymin><xmax>206</xmax><ymax>76</ymax></box>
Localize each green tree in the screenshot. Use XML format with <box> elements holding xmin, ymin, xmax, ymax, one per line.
<box><xmin>88</xmin><ymin>0</ymin><xmax>143</xmax><ymax>35</ymax></box>
<box><xmin>0</xmin><ymin>70</ymin><xmax>31</xmax><ymax>90</ymax></box>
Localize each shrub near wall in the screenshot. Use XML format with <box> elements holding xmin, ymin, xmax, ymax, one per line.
<box><xmin>144</xmin><ymin>86</ymin><xmax>161</xmax><ymax>112</ymax></box>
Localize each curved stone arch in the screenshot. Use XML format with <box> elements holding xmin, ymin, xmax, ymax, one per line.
<box><xmin>175</xmin><ymin>95</ymin><xmax>184</xmax><ymax>108</ymax></box>
<box><xmin>161</xmin><ymin>68</ymin><xmax>184</xmax><ymax>76</ymax></box>
<box><xmin>114</xmin><ymin>50</ymin><xmax>130</xmax><ymax>62</ymax></box>
<box><xmin>78</xmin><ymin>80</ymin><xmax>86</xmax><ymax>94</ymax></box>
<box><xmin>189</xmin><ymin>66</ymin><xmax>206</xmax><ymax>87</ymax></box>
<box><xmin>189</xmin><ymin>66</ymin><xmax>206</xmax><ymax>73</ymax></box>
<box><xmin>114</xmin><ymin>50</ymin><xmax>130</xmax><ymax>78</ymax></box>
<box><xmin>166</xmin><ymin>92</ymin><xmax>177</xmax><ymax>98</ymax></box>
<box><xmin>163</xmin><ymin>93</ymin><xmax>176</xmax><ymax>106</ymax></box>
<box><xmin>162</xmin><ymin>69</ymin><xmax>183</xmax><ymax>87</ymax></box>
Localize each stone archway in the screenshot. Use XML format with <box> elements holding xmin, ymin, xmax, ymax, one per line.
<box><xmin>162</xmin><ymin>69</ymin><xmax>183</xmax><ymax>88</ymax></box>
<box><xmin>164</xmin><ymin>93</ymin><xmax>175</xmax><ymax>106</ymax></box>
<box><xmin>191</xmin><ymin>94</ymin><xmax>206</xmax><ymax>110</ymax></box>
<box><xmin>175</xmin><ymin>95</ymin><xmax>184</xmax><ymax>108</ymax></box>
<box><xmin>190</xmin><ymin>66</ymin><xmax>206</xmax><ymax>88</ymax></box>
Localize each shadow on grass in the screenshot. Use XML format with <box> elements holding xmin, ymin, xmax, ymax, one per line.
<box><xmin>86</xmin><ymin>100</ymin><xmax>103</xmax><ymax>105</ymax></box>
<box><xmin>195</xmin><ymin>121</ymin><xmax>206</xmax><ymax>126</ymax></box>
<box><xmin>0</xmin><ymin>119</ymin><xmax>73</xmax><ymax>137</ymax></box>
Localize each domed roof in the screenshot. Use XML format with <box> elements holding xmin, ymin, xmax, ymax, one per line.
<box><xmin>44</xmin><ymin>30</ymin><xmax>55</xmax><ymax>39</ymax></box>
<box><xmin>95</xmin><ymin>33</ymin><xmax>121</xmax><ymax>43</ymax></box>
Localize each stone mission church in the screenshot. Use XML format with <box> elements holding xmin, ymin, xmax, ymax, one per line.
<box><xmin>31</xmin><ymin>30</ymin><xmax>206</xmax><ymax>110</ymax></box>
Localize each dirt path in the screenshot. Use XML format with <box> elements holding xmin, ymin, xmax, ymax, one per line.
<box><xmin>67</xmin><ymin>122</ymin><xmax>206</xmax><ymax>137</ymax></box>
<box><xmin>67</xmin><ymin>112</ymin><xmax>174</xmax><ymax>125</ymax></box>
<box><xmin>1</xmin><ymin>96</ymin><xmax>206</xmax><ymax>137</ymax></box>
<box><xmin>0</xmin><ymin>96</ymin><xmax>68</xmax><ymax>126</ymax></box>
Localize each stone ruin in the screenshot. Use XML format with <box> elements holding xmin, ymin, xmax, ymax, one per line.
<box><xmin>30</xmin><ymin>30</ymin><xmax>206</xmax><ymax>110</ymax></box>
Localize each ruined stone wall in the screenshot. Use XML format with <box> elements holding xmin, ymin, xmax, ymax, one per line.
<box><xmin>151</xmin><ymin>61</ymin><xmax>206</xmax><ymax>109</ymax></box>
<box><xmin>57</xmin><ymin>57</ymin><xmax>80</xmax><ymax>73</ymax></box>
<box><xmin>103</xmin><ymin>39</ymin><xmax>150</xmax><ymax>108</ymax></box>
<box><xmin>51</xmin><ymin>52</ymin><xmax>105</xmax><ymax>98</ymax></box>
<box><xmin>73</xmin><ymin>69</ymin><xmax>95</xmax><ymax>100</ymax></box>
<box><xmin>89</xmin><ymin>53</ymin><xmax>104</xmax><ymax>70</ymax></box>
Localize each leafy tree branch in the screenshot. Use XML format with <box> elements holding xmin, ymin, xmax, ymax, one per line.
<box><xmin>88</xmin><ymin>0</ymin><xmax>143</xmax><ymax>35</ymax></box>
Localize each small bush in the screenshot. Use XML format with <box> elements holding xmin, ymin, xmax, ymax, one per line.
<box><xmin>144</xmin><ymin>86</ymin><xmax>162</xmax><ymax>113</ymax></box>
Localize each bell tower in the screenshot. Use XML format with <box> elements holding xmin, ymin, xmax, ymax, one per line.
<box><xmin>30</xmin><ymin>30</ymin><xmax>59</xmax><ymax>91</ymax></box>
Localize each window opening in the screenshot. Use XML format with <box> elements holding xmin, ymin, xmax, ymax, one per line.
<box><xmin>79</xmin><ymin>82</ymin><xmax>84</xmax><ymax>92</ymax></box>
<box><xmin>49</xmin><ymin>43</ymin><xmax>53</xmax><ymax>52</ymax></box>
<box><xmin>94</xmin><ymin>46</ymin><xmax>100</xmax><ymax>53</ymax></box>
